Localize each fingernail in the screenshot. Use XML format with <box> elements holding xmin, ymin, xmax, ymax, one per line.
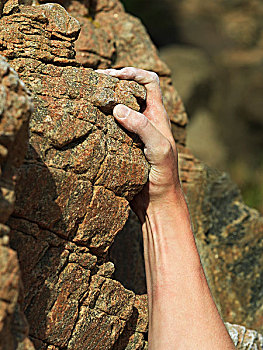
<box><xmin>95</xmin><ymin>69</ymin><xmax>118</xmax><ymax>76</ymax></box>
<box><xmin>113</xmin><ymin>105</ymin><xmax>129</xmax><ymax>119</ymax></box>
<box><xmin>106</xmin><ymin>69</ymin><xmax>118</xmax><ymax>76</ymax></box>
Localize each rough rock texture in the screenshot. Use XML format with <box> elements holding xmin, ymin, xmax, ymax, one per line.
<box><xmin>0</xmin><ymin>0</ymin><xmax>189</xmax><ymax>348</ymax></box>
<box><xmin>0</xmin><ymin>1</ymin><xmax>152</xmax><ymax>349</ymax></box>
<box><xmin>112</xmin><ymin>147</ymin><xmax>263</xmax><ymax>336</ymax></box>
<box><xmin>179</xmin><ymin>151</ymin><xmax>263</xmax><ymax>332</ymax></box>
<box><xmin>225</xmin><ymin>322</ymin><xmax>263</xmax><ymax>350</ymax></box>
<box><xmin>46</xmin><ymin>0</ymin><xmax>188</xmax><ymax>145</ymax></box>
<box><xmin>1</xmin><ymin>0</ymin><xmax>263</xmax><ymax>349</ymax></box>
<box><xmin>0</xmin><ymin>56</ymin><xmax>34</xmax><ymax>349</ymax></box>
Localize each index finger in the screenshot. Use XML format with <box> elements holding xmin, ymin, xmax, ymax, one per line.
<box><xmin>96</xmin><ymin>67</ymin><xmax>163</xmax><ymax>106</ymax></box>
<box><xmin>96</xmin><ymin>67</ymin><xmax>174</xmax><ymax>148</ymax></box>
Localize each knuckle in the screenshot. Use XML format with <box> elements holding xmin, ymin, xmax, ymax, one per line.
<box><xmin>158</xmin><ymin>139</ymin><xmax>173</xmax><ymax>159</ymax></box>
<box><xmin>150</xmin><ymin>71</ymin><xmax>160</xmax><ymax>84</ymax></box>
<box><xmin>122</xmin><ymin>67</ymin><xmax>136</xmax><ymax>76</ymax></box>
<box><xmin>133</xmin><ymin>112</ymin><xmax>148</xmax><ymax>130</ymax></box>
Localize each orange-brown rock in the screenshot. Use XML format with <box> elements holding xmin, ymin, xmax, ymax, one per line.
<box><xmin>1</xmin><ymin>0</ymin><xmax>263</xmax><ymax>349</ymax></box>
<box><xmin>0</xmin><ymin>1</ymin><xmax>150</xmax><ymax>349</ymax></box>
<box><xmin>0</xmin><ymin>55</ymin><xmax>33</xmax><ymax>349</ymax></box>
<box><xmin>42</xmin><ymin>0</ymin><xmax>188</xmax><ymax>144</ymax></box>
<box><xmin>225</xmin><ymin>322</ymin><xmax>263</xmax><ymax>349</ymax></box>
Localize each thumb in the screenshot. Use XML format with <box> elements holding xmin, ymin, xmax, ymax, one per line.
<box><xmin>113</xmin><ymin>104</ymin><xmax>172</xmax><ymax>166</ymax></box>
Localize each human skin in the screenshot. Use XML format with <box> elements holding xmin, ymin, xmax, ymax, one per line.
<box><xmin>97</xmin><ymin>67</ymin><xmax>235</xmax><ymax>349</ymax></box>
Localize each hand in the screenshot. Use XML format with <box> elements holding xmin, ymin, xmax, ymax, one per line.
<box><xmin>96</xmin><ymin>67</ymin><xmax>182</xmax><ymax>218</ymax></box>
<box><xmin>97</xmin><ymin>68</ymin><xmax>236</xmax><ymax>350</ymax></box>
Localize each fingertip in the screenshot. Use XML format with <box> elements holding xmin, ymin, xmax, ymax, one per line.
<box><xmin>118</xmin><ymin>67</ymin><xmax>136</xmax><ymax>78</ymax></box>
<box><xmin>113</xmin><ymin>104</ymin><xmax>130</xmax><ymax>119</ymax></box>
<box><xmin>106</xmin><ymin>69</ymin><xmax>118</xmax><ymax>76</ymax></box>
<box><xmin>95</xmin><ymin>68</ymin><xmax>118</xmax><ymax>76</ymax></box>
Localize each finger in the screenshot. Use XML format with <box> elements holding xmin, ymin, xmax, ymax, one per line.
<box><xmin>96</xmin><ymin>67</ymin><xmax>163</xmax><ymax>105</ymax></box>
<box><xmin>96</xmin><ymin>68</ymin><xmax>175</xmax><ymax>148</ymax></box>
<box><xmin>97</xmin><ymin>67</ymin><xmax>170</xmax><ymax>132</ymax></box>
<box><xmin>113</xmin><ymin>104</ymin><xmax>172</xmax><ymax>165</ymax></box>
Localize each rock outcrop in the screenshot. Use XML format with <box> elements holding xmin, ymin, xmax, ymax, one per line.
<box><xmin>50</xmin><ymin>0</ymin><xmax>187</xmax><ymax>145</ymax></box>
<box><xmin>0</xmin><ymin>0</ymin><xmax>263</xmax><ymax>349</ymax></box>
<box><xmin>0</xmin><ymin>1</ymin><xmax>152</xmax><ymax>348</ymax></box>
<box><xmin>226</xmin><ymin>322</ymin><xmax>263</xmax><ymax>350</ymax></box>
<box><xmin>179</xmin><ymin>152</ymin><xmax>263</xmax><ymax>332</ymax></box>
<box><xmin>0</xmin><ymin>56</ymin><xmax>33</xmax><ymax>349</ymax></box>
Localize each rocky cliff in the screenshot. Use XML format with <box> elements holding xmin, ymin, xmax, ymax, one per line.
<box><xmin>0</xmin><ymin>0</ymin><xmax>262</xmax><ymax>349</ymax></box>
<box><xmin>0</xmin><ymin>56</ymin><xmax>34</xmax><ymax>349</ymax></box>
<box><xmin>1</xmin><ymin>1</ymin><xmax>150</xmax><ymax>348</ymax></box>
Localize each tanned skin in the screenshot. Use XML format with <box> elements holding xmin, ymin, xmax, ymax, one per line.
<box><xmin>97</xmin><ymin>67</ymin><xmax>235</xmax><ymax>350</ymax></box>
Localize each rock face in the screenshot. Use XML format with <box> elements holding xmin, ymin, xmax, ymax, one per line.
<box><xmin>52</xmin><ymin>0</ymin><xmax>188</xmax><ymax>145</ymax></box>
<box><xmin>0</xmin><ymin>0</ymin><xmax>157</xmax><ymax>348</ymax></box>
<box><xmin>225</xmin><ymin>322</ymin><xmax>263</xmax><ymax>350</ymax></box>
<box><xmin>0</xmin><ymin>56</ymin><xmax>33</xmax><ymax>349</ymax></box>
<box><xmin>111</xmin><ymin>148</ymin><xmax>263</xmax><ymax>338</ymax></box>
<box><xmin>0</xmin><ymin>0</ymin><xmax>263</xmax><ymax>349</ymax></box>
<box><xmin>179</xmin><ymin>152</ymin><xmax>263</xmax><ymax>332</ymax></box>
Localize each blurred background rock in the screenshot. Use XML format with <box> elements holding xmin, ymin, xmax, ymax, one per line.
<box><xmin>121</xmin><ymin>0</ymin><xmax>263</xmax><ymax>213</ymax></box>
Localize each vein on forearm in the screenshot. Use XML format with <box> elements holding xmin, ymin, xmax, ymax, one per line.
<box><xmin>141</xmin><ymin>193</ymin><xmax>235</xmax><ymax>349</ymax></box>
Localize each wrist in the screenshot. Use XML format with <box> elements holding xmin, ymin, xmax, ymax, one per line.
<box><xmin>135</xmin><ymin>182</ymin><xmax>187</xmax><ymax>220</ymax></box>
<box><xmin>135</xmin><ymin>184</ymin><xmax>198</xmax><ymax>266</ymax></box>
<box><xmin>149</xmin><ymin>181</ymin><xmax>185</xmax><ymax>206</ymax></box>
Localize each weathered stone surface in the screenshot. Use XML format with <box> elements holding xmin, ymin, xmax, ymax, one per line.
<box><xmin>47</xmin><ymin>0</ymin><xmax>188</xmax><ymax>145</ymax></box>
<box><xmin>179</xmin><ymin>151</ymin><xmax>263</xmax><ymax>332</ymax></box>
<box><xmin>0</xmin><ymin>56</ymin><xmax>34</xmax><ymax>349</ymax></box>
<box><xmin>0</xmin><ymin>1</ymin><xmax>150</xmax><ymax>348</ymax></box>
<box><xmin>112</xmin><ymin>147</ymin><xmax>263</xmax><ymax>336</ymax></box>
<box><xmin>113</xmin><ymin>331</ymin><xmax>145</xmax><ymax>350</ymax></box>
<box><xmin>225</xmin><ymin>322</ymin><xmax>263</xmax><ymax>350</ymax></box>
<box><xmin>66</xmin><ymin>271</ymin><xmax>135</xmax><ymax>350</ymax></box>
<box><xmin>1</xmin><ymin>0</ymin><xmax>263</xmax><ymax>348</ymax></box>
<box><xmin>112</xmin><ymin>295</ymin><xmax>148</xmax><ymax>350</ymax></box>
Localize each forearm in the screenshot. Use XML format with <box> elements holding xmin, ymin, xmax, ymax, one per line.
<box><xmin>98</xmin><ymin>66</ymin><xmax>235</xmax><ymax>349</ymax></box>
<box><xmin>141</xmin><ymin>187</ymin><xmax>235</xmax><ymax>350</ymax></box>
